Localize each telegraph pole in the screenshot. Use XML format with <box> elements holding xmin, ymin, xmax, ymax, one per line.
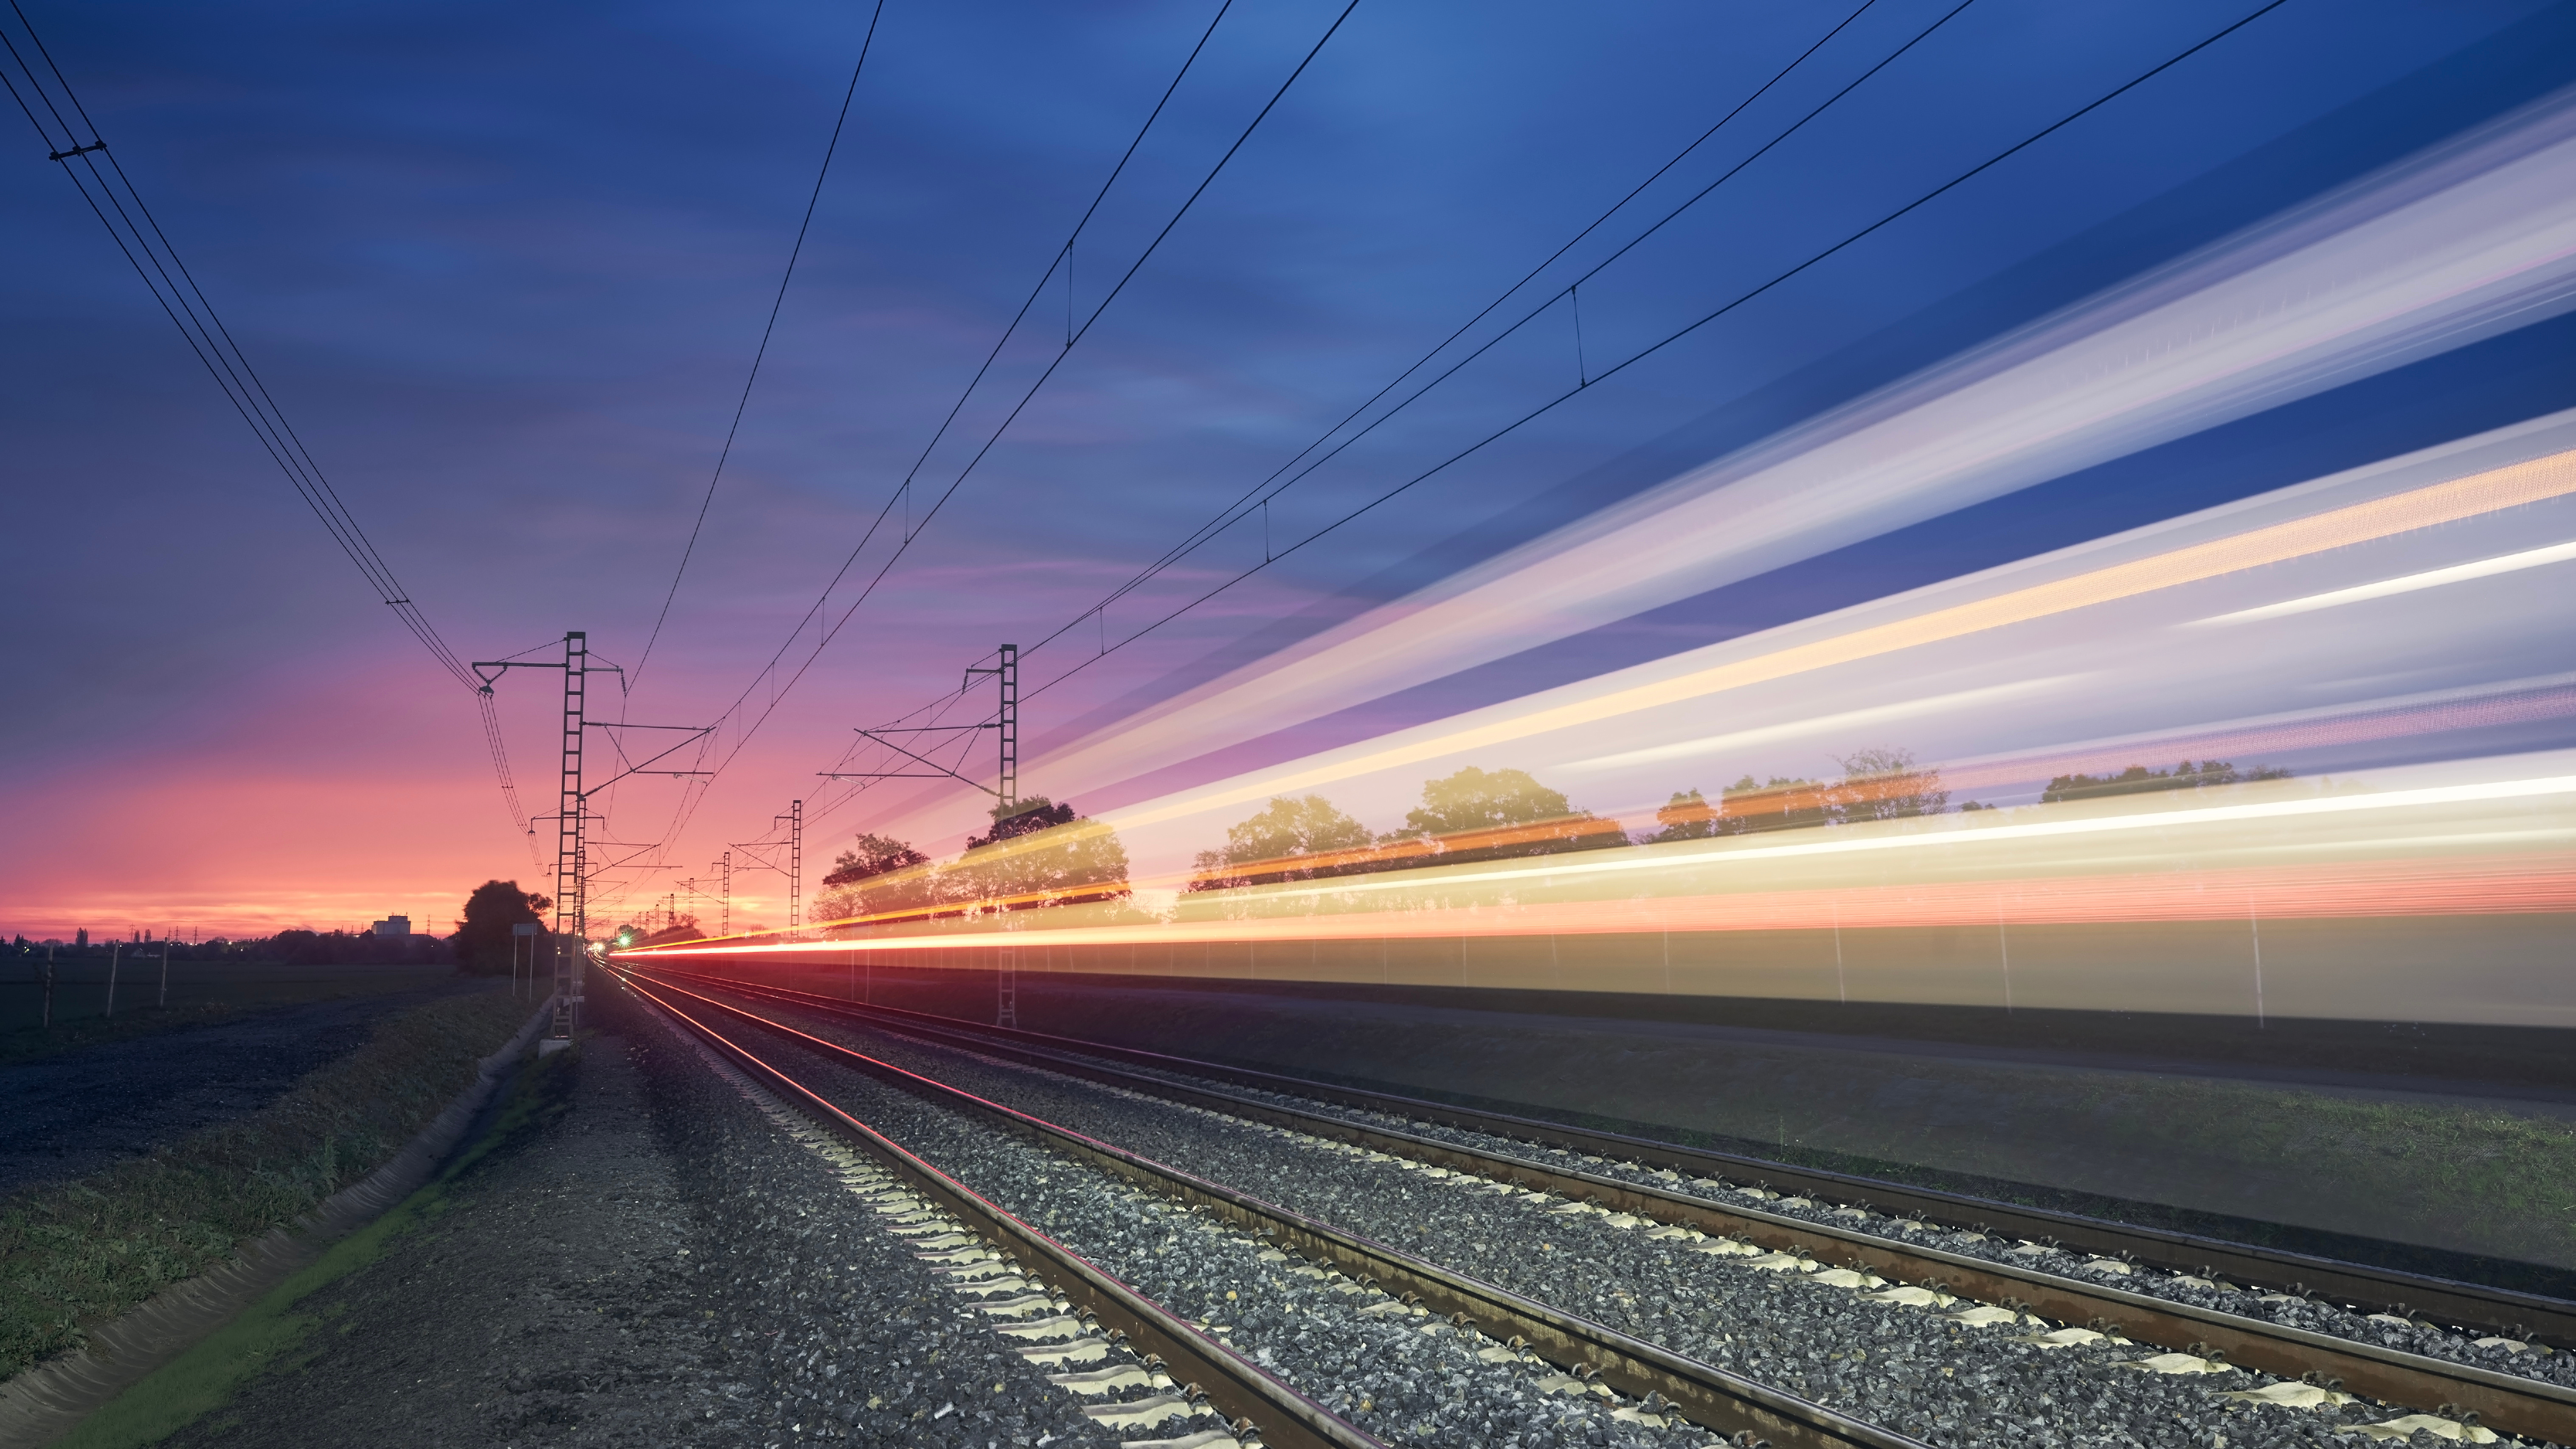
<box><xmin>720</xmin><ymin>851</ymin><xmax>731</xmax><ymax>936</ymax></box>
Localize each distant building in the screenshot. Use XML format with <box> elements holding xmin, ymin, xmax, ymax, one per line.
<box><xmin>74</xmin><ymin>928</ymin><xmax>87</xmax><ymax>947</ymax></box>
<box><xmin>370</xmin><ymin>915</ymin><xmax>412</xmax><ymax>937</ymax></box>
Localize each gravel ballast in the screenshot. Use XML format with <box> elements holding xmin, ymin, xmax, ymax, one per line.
<box><xmin>1102</xmin><ymin>1043</ymin><xmax>2576</xmax><ymax>1393</ymax></box>
<box><xmin>640</xmin><ymin>986</ymin><xmax>1724</xmax><ymax>1449</ymax></box>
<box><xmin>704</xmin><ymin>986</ymin><xmax>2539</xmax><ymax>1449</ymax></box>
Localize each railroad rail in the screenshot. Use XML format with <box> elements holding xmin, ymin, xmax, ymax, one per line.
<box><xmin>617</xmin><ymin>965</ymin><xmax>1934</xmax><ymax>1449</ymax></box>
<box><xmin>626</xmin><ymin>960</ymin><xmax>2576</xmax><ymax>1447</ymax></box>
<box><xmin>618</xmin><ymin>971</ymin><xmax>1382</xmax><ymax>1449</ymax></box>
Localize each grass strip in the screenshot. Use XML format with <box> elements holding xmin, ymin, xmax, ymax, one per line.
<box><xmin>0</xmin><ymin>986</ymin><xmax>529</xmax><ymax>1379</ymax></box>
<box><xmin>53</xmin><ymin>1041</ymin><xmax>578</xmax><ymax>1449</ymax></box>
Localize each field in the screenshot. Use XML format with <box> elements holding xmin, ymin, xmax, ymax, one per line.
<box><xmin>0</xmin><ymin>961</ymin><xmax>469</xmax><ymax>1067</ymax></box>
<box><xmin>0</xmin><ymin>984</ymin><xmax>532</xmax><ymax>1381</ymax></box>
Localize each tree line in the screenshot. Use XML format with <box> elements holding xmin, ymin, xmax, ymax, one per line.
<box><xmin>5</xmin><ymin>928</ymin><xmax>456</xmax><ymax>968</ymax></box>
<box><xmin>811</xmin><ymin>797</ymin><xmax>1135</xmax><ymax>928</ymax></box>
<box><xmin>803</xmin><ymin>748</ymin><xmax>2288</xmax><ymax>924</ymax></box>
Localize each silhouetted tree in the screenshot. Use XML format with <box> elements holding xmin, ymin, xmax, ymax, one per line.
<box><xmin>1830</xmin><ymin>747</ymin><xmax>1949</xmax><ymax>823</ymax></box>
<box><xmin>1640</xmin><ymin>788</ymin><xmax>1721</xmax><ymax>843</ymax></box>
<box><xmin>816</xmin><ymin>833</ymin><xmax>934</xmax><ymax>922</ymax></box>
<box><xmin>965</xmin><ymin>800</ymin><xmax>1078</xmax><ymax>850</ymax></box>
<box><xmin>1719</xmin><ymin>774</ymin><xmax>1834</xmax><ymax>832</ymax></box>
<box><xmin>823</xmin><ymin>833</ymin><xmax>931</xmax><ymax>886</ymax></box>
<box><xmin>1382</xmin><ymin>767</ymin><xmax>1628</xmax><ymax>862</ymax></box>
<box><xmin>455</xmin><ymin>879</ymin><xmax>550</xmax><ymax>976</ymax></box>
<box><xmin>253</xmin><ymin>928</ymin><xmax>452</xmax><ymax>967</ymax></box>
<box><xmin>941</xmin><ymin>798</ymin><xmax>1132</xmax><ymax>913</ymax></box>
<box><xmin>1190</xmin><ymin>795</ymin><xmax>1376</xmax><ymax>891</ymax></box>
<box><xmin>639</xmin><ymin>915</ymin><xmax>701</xmax><ymax>947</ymax></box>
<box><xmin>2040</xmin><ymin>758</ymin><xmax>2289</xmax><ymax>805</ymax></box>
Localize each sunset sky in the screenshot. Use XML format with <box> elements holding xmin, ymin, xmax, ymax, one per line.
<box><xmin>8</xmin><ymin>0</ymin><xmax>2576</xmax><ymax>941</ymax></box>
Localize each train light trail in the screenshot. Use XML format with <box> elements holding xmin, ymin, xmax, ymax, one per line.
<box><xmin>1079</xmin><ymin>435</ymin><xmax>2576</xmax><ymax>841</ymax></box>
<box><xmin>2196</xmin><ymin>536</ymin><xmax>2576</xmax><ymax>624</ymax></box>
<box><xmin>632</xmin><ymin>751</ymin><xmax>2576</xmax><ymax>1026</ymax></box>
<box><xmin>996</xmin><ymin>91</ymin><xmax>2576</xmax><ymax>819</ymax></box>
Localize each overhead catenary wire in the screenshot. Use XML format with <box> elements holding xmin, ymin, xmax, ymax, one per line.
<box><xmin>604</xmin><ymin>0</ymin><xmax>890</xmax><ymax>847</ymax></box>
<box><xmin>777</xmin><ymin>0</ymin><xmax>1906</xmax><ymax>846</ymax></box>
<box><xmin>783</xmin><ymin>0</ymin><xmax>1928</xmax><ymax>830</ymax></box>
<box><xmin>795</xmin><ymin>0</ymin><xmax>2299</xmax><ymax>851</ymax></box>
<box><xmin>1060</xmin><ymin>0</ymin><xmax>1889</xmax><ymax>646</ymax></box>
<box><xmin>636</xmin><ymin>0</ymin><xmax>1354</xmax><ymax>865</ymax></box>
<box><xmin>629</xmin><ymin>0</ymin><xmax>890</xmax><ymax>692</ymax></box>
<box><xmin>0</xmin><ymin>0</ymin><xmax>541</xmax><ymax>862</ymax></box>
<box><xmin>605</xmin><ymin>0</ymin><xmax>1248</xmax><ymax>872</ymax></box>
<box><xmin>1018</xmin><ymin>0</ymin><xmax>1957</xmax><ymax>678</ymax></box>
<box><xmin>1003</xmin><ymin>0</ymin><xmax>2295</xmax><ymax>711</ymax></box>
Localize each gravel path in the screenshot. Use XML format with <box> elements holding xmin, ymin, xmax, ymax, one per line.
<box><xmin>716</xmin><ymin>989</ymin><xmax>2534</xmax><ymax>1449</ymax></box>
<box><xmin>164</xmin><ymin>985</ymin><xmax>1124</xmax><ymax>1449</ymax></box>
<box><xmin>0</xmin><ymin>979</ymin><xmax>492</xmax><ymax>1195</ymax></box>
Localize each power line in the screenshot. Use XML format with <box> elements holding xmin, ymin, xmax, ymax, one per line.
<box><xmin>630</xmin><ymin>0</ymin><xmax>890</xmax><ymax>691</ymax></box>
<box><xmin>1</xmin><ymin>1</ymin><xmax>540</xmax><ymax>860</ymax></box>
<box><xmin>1005</xmin><ymin>0</ymin><xmax>2294</xmax><ymax>711</ymax></box>
<box><xmin>785</xmin><ymin>0</ymin><xmax>1932</xmax><ymax>827</ymax></box>
<box><xmin>639</xmin><ymin>0</ymin><xmax>1350</xmax><ymax>860</ymax></box>
<box><xmin>1020</xmin><ymin>0</ymin><xmax>1954</xmax><ymax>675</ymax></box>
<box><xmin>1064</xmin><ymin>0</ymin><xmax>1889</xmax><ymax>644</ymax></box>
<box><xmin>712</xmin><ymin>0</ymin><xmax>1351</xmax><ymax>760</ymax></box>
<box><xmin>801</xmin><ymin>0</ymin><xmax>2298</xmax><ymax>849</ymax></box>
<box><xmin>605</xmin><ymin>0</ymin><xmax>1247</xmax><ymax>866</ymax></box>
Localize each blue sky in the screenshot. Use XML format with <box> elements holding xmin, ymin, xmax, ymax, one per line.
<box><xmin>6</xmin><ymin>0</ymin><xmax>2572</xmax><ymax>935</ymax></box>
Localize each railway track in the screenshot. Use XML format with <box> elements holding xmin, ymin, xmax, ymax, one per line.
<box><xmin>621</xmin><ymin>976</ymin><xmax>1377</xmax><ymax>1449</ymax></box>
<box><xmin>624</xmin><ymin>960</ymin><xmax>2576</xmax><ymax>1447</ymax></box>
<box><xmin>619</xmin><ymin>965</ymin><xmax>1926</xmax><ymax>1449</ymax></box>
<box><xmin>632</xmin><ymin>966</ymin><xmax>2572</xmax><ymax>1346</ymax></box>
